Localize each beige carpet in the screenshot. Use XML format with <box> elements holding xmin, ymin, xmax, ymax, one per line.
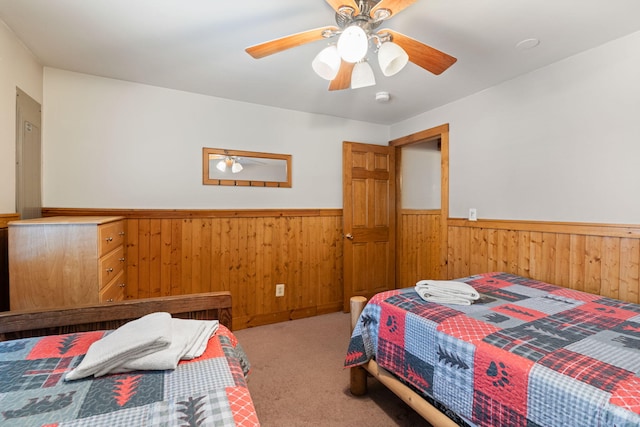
<box><xmin>234</xmin><ymin>312</ymin><xmax>432</xmax><ymax>427</ymax></box>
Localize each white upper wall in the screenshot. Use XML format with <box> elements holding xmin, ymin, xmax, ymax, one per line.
<box><xmin>392</xmin><ymin>30</ymin><xmax>640</xmax><ymax>224</ymax></box>
<box><xmin>42</xmin><ymin>68</ymin><xmax>389</xmax><ymax>209</ymax></box>
<box><xmin>0</xmin><ymin>20</ymin><xmax>43</xmax><ymax>213</ymax></box>
<box><xmin>401</xmin><ymin>142</ymin><xmax>441</xmax><ymax>210</ymax></box>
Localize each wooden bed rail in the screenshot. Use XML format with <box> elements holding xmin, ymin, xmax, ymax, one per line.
<box><xmin>349</xmin><ymin>295</ymin><xmax>458</xmax><ymax>427</ymax></box>
<box><xmin>0</xmin><ymin>292</ymin><xmax>232</xmax><ymax>341</ymax></box>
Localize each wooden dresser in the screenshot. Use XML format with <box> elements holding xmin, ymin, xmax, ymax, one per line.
<box><xmin>9</xmin><ymin>216</ymin><xmax>126</xmax><ymax>310</ymax></box>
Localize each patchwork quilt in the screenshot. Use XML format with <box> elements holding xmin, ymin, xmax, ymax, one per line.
<box><xmin>0</xmin><ymin>325</ymin><xmax>260</xmax><ymax>426</ymax></box>
<box><xmin>345</xmin><ymin>272</ymin><xmax>640</xmax><ymax>427</ymax></box>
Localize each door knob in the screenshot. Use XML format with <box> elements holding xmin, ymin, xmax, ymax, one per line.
<box><xmin>344</xmin><ymin>233</ymin><xmax>354</xmax><ymax>240</ymax></box>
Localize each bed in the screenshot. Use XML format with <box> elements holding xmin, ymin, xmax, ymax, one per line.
<box><xmin>345</xmin><ymin>272</ymin><xmax>640</xmax><ymax>427</ymax></box>
<box><xmin>0</xmin><ymin>292</ymin><xmax>260</xmax><ymax>426</ymax></box>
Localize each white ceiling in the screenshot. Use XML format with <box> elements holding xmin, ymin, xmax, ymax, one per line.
<box><xmin>2</xmin><ymin>0</ymin><xmax>640</xmax><ymax>125</ymax></box>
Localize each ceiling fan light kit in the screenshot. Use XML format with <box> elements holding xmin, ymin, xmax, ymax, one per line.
<box><xmin>246</xmin><ymin>0</ymin><xmax>457</xmax><ymax>91</ymax></box>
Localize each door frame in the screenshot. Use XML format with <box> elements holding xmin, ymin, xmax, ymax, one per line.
<box><xmin>390</xmin><ymin>123</ymin><xmax>450</xmax><ymax>281</ymax></box>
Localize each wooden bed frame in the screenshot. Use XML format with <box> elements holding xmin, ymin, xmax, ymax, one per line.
<box><xmin>349</xmin><ymin>296</ymin><xmax>459</xmax><ymax>427</ymax></box>
<box><xmin>0</xmin><ymin>291</ymin><xmax>232</xmax><ymax>342</ymax></box>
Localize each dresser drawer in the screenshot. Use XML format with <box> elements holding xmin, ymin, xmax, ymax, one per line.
<box><xmin>99</xmin><ymin>246</ymin><xmax>125</xmax><ymax>288</ymax></box>
<box><xmin>99</xmin><ymin>220</ymin><xmax>125</xmax><ymax>257</ymax></box>
<box><xmin>99</xmin><ymin>270</ymin><xmax>126</xmax><ymax>303</ymax></box>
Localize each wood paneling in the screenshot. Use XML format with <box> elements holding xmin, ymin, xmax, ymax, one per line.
<box><xmin>398</xmin><ymin>210</ymin><xmax>442</xmax><ymax>287</ymax></box>
<box><xmin>42</xmin><ymin>208</ymin><xmax>343</xmax><ymax>329</ymax></box>
<box><xmin>39</xmin><ymin>208</ymin><xmax>640</xmax><ymax>323</ymax></box>
<box><xmin>447</xmin><ymin>218</ymin><xmax>640</xmax><ymax>304</ymax></box>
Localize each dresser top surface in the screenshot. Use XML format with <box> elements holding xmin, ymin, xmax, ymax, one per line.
<box><xmin>9</xmin><ymin>216</ymin><xmax>124</xmax><ymax>226</ymax></box>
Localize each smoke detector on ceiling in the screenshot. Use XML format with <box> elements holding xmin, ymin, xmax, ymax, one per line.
<box><xmin>516</xmin><ymin>38</ymin><xmax>540</xmax><ymax>51</ymax></box>
<box><xmin>376</xmin><ymin>91</ymin><xmax>390</xmax><ymax>103</ymax></box>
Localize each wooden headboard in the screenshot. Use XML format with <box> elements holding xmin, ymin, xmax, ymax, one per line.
<box><xmin>0</xmin><ymin>292</ymin><xmax>232</xmax><ymax>341</ymax></box>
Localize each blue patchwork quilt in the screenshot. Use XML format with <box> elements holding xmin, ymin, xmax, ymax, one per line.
<box><xmin>0</xmin><ymin>325</ymin><xmax>260</xmax><ymax>426</ymax></box>
<box><xmin>345</xmin><ymin>272</ymin><xmax>640</xmax><ymax>426</ymax></box>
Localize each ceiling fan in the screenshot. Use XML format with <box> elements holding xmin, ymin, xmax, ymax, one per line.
<box><xmin>245</xmin><ymin>0</ymin><xmax>457</xmax><ymax>91</ymax></box>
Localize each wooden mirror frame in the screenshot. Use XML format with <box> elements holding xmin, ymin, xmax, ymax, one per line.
<box><xmin>202</xmin><ymin>147</ymin><xmax>292</xmax><ymax>187</ymax></box>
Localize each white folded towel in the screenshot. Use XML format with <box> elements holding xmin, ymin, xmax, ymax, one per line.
<box><xmin>415</xmin><ymin>280</ymin><xmax>480</xmax><ymax>305</ymax></box>
<box><xmin>107</xmin><ymin>318</ymin><xmax>219</xmax><ymax>373</ymax></box>
<box><xmin>65</xmin><ymin>314</ymin><xmax>220</xmax><ymax>381</ymax></box>
<box><xmin>182</xmin><ymin>319</ymin><xmax>219</xmax><ymax>360</ymax></box>
<box><xmin>65</xmin><ymin>312</ymin><xmax>172</xmax><ymax>381</ymax></box>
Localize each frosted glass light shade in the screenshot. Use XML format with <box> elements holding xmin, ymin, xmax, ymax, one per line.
<box><xmin>351</xmin><ymin>61</ymin><xmax>376</xmax><ymax>89</ymax></box>
<box><xmin>312</xmin><ymin>45</ymin><xmax>341</xmax><ymax>80</ymax></box>
<box><xmin>231</xmin><ymin>162</ymin><xmax>243</xmax><ymax>173</ymax></box>
<box><xmin>337</xmin><ymin>25</ymin><xmax>368</xmax><ymax>63</ymax></box>
<box><xmin>378</xmin><ymin>41</ymin><xmax>408</xmax><ymax>76</ymax></box>
<box><xmin>216</xmin><ymin>160</ymin><xmax>226</xmax><ymax>172</ymax></box>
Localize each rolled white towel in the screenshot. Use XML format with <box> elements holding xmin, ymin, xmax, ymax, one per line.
<box><xmin>415</xmin><ymin>280</ymin><xmax>480</xmax><ymax>300</ymax></box>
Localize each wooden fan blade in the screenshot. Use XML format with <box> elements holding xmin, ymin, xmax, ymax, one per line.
<box><xmin>328</xmin><ymin>61</ymin><xmax>355</xmax><ymax>91</ymax></box>
<box><xmin>382</xmin><ymin>29</ymin><xmax>457</xmax><ymax>75</ymax></box>
<box><xmin>370</xmin><ymin>0</ymin><xmax>417</xmax><ymax>18</ymax></box>
<box><xmin>246</xmin><ymin>26</ymin><xmax>338</xmax><ymax>59</ymax></box>
<box><xmin>325</xmin><ymin>0</ymin><xmax>360</xmax><ymax>15</ymax></box>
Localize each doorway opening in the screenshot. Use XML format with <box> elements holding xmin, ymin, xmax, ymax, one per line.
<box><xmin>392</xmin><ymin>124</ymin><xmax>450</xmax><ymax>285</ymax></box>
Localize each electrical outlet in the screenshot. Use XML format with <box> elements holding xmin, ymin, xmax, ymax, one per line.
<box><xmin>275</xmin><ymin>284</ymin><xmax>285</xmax><ymax>297</ymax></box>
<box><xmin>468</xmin><ymin>208</ymin><xmax>477</xmax><ymax>221</ymax></box>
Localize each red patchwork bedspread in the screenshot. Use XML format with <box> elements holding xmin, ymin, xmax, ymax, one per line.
<box><xmin>0</xmin><ymin>325</ymin><xmax>260</xmax><ymax>426</ymax></box>
<box><xmin>345</xmin><ymin>272</ymin><xmax>640</xmax><ymax>426</ymax></box>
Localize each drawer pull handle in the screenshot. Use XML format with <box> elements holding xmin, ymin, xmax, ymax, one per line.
<box><xmin>119</xmin><ymin>283</ymin><xmax>126</xmax><ymax>288</ymax></box>
<box><xmin>119</xmin><ymin>257</ymin><xmax>125</xmax><ymax>262</ymax></box>
<box><xmin>106</xmin><ymin>267</ymin><xmax>114</xmax><ymax>273</ymax></box>
<box><xmin>119</xmin><ymin>231</ymin><xmax>125</xmax><ymax>236</ymax></box>
<box><xmin>107</xmin><ymin>298</ymin><xmax>114</xmax><ymax>302</ymax></box>
<box><xmin>106</xmin><ymin>237</ymin><xmax>113</xmax><ymax>242</ymax></box>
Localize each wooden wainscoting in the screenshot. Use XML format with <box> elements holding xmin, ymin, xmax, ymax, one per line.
<box><xmin>448</xmin><ymin>218</ymin><xmax>640</xmax><ymax>304</ymax></box>
<box><xmin>398</xmin><ymin>209</ymin><xmax>443</xmax><ymax>287</ymax></box>
<box><xmin>42</xmin><ymin>208</ymin><xmax>343</xmax><ymax>329</ymax></box>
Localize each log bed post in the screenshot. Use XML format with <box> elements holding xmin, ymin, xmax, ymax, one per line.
<box><xmin>350</xmin><ymin>296</ymin><xmax>368</xmax><ymax>396</ymax></box>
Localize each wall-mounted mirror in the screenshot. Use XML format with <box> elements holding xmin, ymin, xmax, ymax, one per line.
<box><xmin>202</xmin><ymin>147</ymin><xmax>292</xmax><ymax>187</ymax></box>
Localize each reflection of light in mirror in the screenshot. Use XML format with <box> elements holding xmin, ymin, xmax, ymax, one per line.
<box><xmin>208</xmin><ymin>156</ymin><xmax>288</xmax><ymax>181</ymax></box>
<box><xmin>216</xmin><ymin>157</ymin><xmax>243</xmax><ymax>173</ymax></box>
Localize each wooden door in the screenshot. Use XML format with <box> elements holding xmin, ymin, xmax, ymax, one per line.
<box><xmin>343</xmin><ymin>142</ymin><xmax>395</xmax><ymax>311</ymax></box>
